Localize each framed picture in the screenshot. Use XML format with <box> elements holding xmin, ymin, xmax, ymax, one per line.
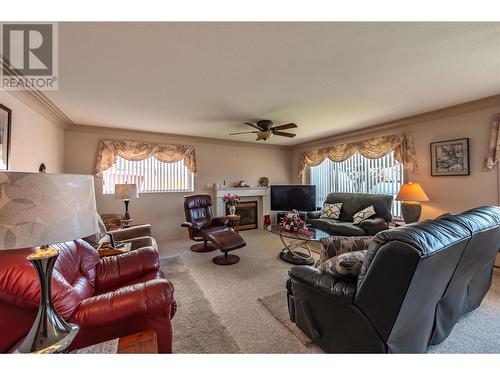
<box><xmin>430</xmin><ymin>138</ymin><xmax>470</xmax><ymax>176</ymax></box>
<box><xmin>0</xmin><ymin>104</ymin><xmax>12</xmax><ymax>171</ymax></box>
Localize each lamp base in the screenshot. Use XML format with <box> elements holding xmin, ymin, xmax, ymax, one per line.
<box><xmin>401</xmin><ymin>201</ymin><xmax>422</xmax><ymax>224</ymax></box>
<box><xmin>15</xmin><ymin>246</ymin><xmax>79</xmax><ymax>354</ymax></box>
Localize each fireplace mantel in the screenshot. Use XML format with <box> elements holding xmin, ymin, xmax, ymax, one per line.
<box><xmin>213</xmin><ymin>187</ymin><xmax>270</xmax><ymax>229</ymax></box>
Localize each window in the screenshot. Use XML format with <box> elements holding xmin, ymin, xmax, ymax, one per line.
<box><xmin>102</xmin><ymin>156</ymin><xmax>194</xmax><ymax>194</ymax></box>
<box><xmin>310</xmin><ymin>152</ymin><xmax>403</xmax><ymax>217</ymax></box>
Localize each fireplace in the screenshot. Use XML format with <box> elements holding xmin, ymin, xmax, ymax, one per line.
<box><xmin>226</xmin><ymin>201</ymin><xmax>258</xmax><ymax>230</ymax></box>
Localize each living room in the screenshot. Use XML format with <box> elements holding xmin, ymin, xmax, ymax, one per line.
<box><xmin>1</xmin><ymin>2</ymin><xmax>499</xmax><ymax>373</ymax></box>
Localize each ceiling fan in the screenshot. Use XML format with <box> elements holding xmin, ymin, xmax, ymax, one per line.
<box><xmin>229</xmin><ymin>120</ymin><xmax>297</xmax><ymax>141</ymax></box>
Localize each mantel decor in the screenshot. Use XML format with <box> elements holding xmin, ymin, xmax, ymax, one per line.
<box><xmin>430</xmin><ymin>138</ymin><xmax>470</xmax><ymax>176</ymax></box>
<box><xmin>94</xmin><ymin>139</ymin><xmax>196</xmax><ymax>175</ymax></box>
<box><xmin>0</xmin><ymin>103</ymin><xmax>12</xmax><ymax>171</ymax></box>
<box><xmin>298</xmin><ymin>132</ymin><xmax>418</xmax><ymax>178</ymax></box>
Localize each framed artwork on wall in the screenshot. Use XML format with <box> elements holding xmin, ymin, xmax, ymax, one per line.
<box><xmin>0</xmin><ymin>103</ymin><xmax>12</xmax><ymax>171</ymax></box>
<box><xmin>430</xmin><ymin>138</ymin><xmax>470</xmax><ymax>176</ymax></box>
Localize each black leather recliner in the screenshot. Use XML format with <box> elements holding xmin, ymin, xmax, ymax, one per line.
<box><xmin>287</xmin><ymin>206</ymin><xmax>500</xmax><ymax>353</ymax></box>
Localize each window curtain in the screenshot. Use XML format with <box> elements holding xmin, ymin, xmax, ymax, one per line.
<box><xmin>484</xmin><ymin>114</ymin><xmax>500</xmax><ymax>171</ymax></box>
<box><xmin>94</xmin><ymin>139</ymin><xmax>197</xmax><ymax>175</ymax></box>
<box><xmin>298</xmin><ymin>132</ymin><xmax>418</xmax><ymax>178</ymax></box>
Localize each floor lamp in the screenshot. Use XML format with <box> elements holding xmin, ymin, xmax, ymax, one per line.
<box><xmin>0</xmin><ymin>172</ymin><xmax>98</xmax><ymax>353</ymax></box>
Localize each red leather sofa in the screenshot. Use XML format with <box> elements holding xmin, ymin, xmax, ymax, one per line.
<box><xmin>0</xmin><ymin>240</ymin><xmax>176</xmax><ymax>353</ymax></box>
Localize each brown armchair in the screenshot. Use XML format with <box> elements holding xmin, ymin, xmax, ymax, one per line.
<box><xmin>108</xmin><ymin>224</ymin><xmax>158</xmax><ymax>251</ymax></box>
<box><xmin>182</xmin><ymin>194</ymin><xmax>229</xmax><ymax>252</ymax></box>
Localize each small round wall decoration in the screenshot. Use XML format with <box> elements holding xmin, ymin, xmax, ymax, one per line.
<box><xmin>259</xmin><ymin>177</ymin><xmax>269</xmax><ymax>187</ymax></box>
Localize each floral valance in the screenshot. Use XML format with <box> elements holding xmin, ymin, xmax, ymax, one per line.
<box><xmin>484</xmin><ymin>114</ymin><xmax>500</xmax><ymax>171</ymax></box>
<box><xmin>298</xmin><ymin>132</ymin><xmax>418</xmax><ymax>177</ymax></box>
<box><xmin>94</xmin><ymin>139</ymin><xmax>196</xmax><ymax>175</ymax></box>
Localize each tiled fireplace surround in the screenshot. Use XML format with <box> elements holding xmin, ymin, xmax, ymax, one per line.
<box><xmin>213</xmin><ymin>187</ymin><xmax>270</xmax><ymax>229</ymax></box>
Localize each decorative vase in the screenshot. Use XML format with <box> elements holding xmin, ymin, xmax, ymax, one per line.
<box><xmin>229</xmin><ymin>205</ymin><xmax>236</xmax><ymax>216</ymax></box>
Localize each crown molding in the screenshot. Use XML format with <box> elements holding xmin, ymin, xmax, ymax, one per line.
<box><xmin>0</xmin><ymin>55</ymin><xmax>73</xmax><ymax>129</ymax></box>
<box><xmin>67</xmin><ymin>124</ymin><xmax>291</xmax><ymax>151</ymax></box>
<box><xmin>291</xmin><ymin>94</ymin><xmax>500</xmax><ymax>151</ymax></box>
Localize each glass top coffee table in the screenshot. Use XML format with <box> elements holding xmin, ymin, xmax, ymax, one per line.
<box><xmin>267</xmin><ymin>225</ymin><xmax>330</xmax><ymax>266</ymax></box>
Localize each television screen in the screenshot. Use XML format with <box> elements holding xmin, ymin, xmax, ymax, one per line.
<box><xmin>270</xmin><ymin>185</ymin><xmax>316</xmax><ymax>212</ymax></box>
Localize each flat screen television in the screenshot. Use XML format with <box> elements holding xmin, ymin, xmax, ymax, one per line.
<box><xmin>270</xmin><ymin>185</ymin><xmax>316</xmax><ymax>212</ymax></box>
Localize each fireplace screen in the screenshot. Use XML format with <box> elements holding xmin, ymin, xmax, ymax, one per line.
<box><xmin>226</xmin><ymin>200</ymin><xmax>258</xmax><ymax>230</ymax></box>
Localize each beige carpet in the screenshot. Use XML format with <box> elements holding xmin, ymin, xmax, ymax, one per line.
<box><xmin>160</xmin><ymin>229</ymin><xmax>500</xmax><ymax>354</ymax></box>
<box><xmin>160</xmin><ymin>229</ymin><xmax>321</xmax><ymax>353</ymax></box>
<box><xmin>160</xmin><ymin>256</ymin><xmax>241</xmax><ymax>353</ymax></box>
<box><xmin>258</xmin><ymin>291</ymin><xmax>313</xmax><ymax>347</ymax></box>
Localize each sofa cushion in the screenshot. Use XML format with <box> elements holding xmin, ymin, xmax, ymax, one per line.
<box><xmin>308</xmin><ymin>218</ymin><xmax>366</xmax><ymax>236</ymax></box>
<box><xmin>320</xmin><ymin>203</ymin><xmax>342</xmax><ymax>219</ymax></box>
<box><xmin>353</xmin><ymin>205</ymin><xmax>376</xmax><ymax>224</ymax></box>
<box><xmin>318</xmin><ymin>250</ymin><xmax>367</xmax><ymax>278</ymax></box>
<box><xmin>318</xmin><ymin>235</ymin><xmax>373</xmax><ymax>265</ymax></box>
<box><xmin>324</xmin><ymin>192</ymin><xmax>393</xmax><ymax>222</ymax></box>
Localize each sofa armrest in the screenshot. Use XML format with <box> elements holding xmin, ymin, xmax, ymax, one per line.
<box><xmin>357</xmin><ymin>218</ymin><xmax>389</xmax><ymax>235</ymax></box>
<box><xmin>109</xmin><ymin>224</ymin><xmax>152</xmax><ymax>241</ymax></box>
<box><xmin>306</xmin><ymin>211</ymin><xmax>322</xmax><ymax>221</ymax></box>
<box><xmin>122</xmin><ymin>236</ymin><xmax>158</xmax><ymax>251</ymax></box>
<box><xmin>72</xmin><ymin>278</ymin><xmax>175</xmax><ymax>328</ymax></box>
<box><xmin>211</xmin><ymin>216</ymin><xmax>229</xmax><ymax>226</ymax></box>
<box><xmin>288</xmin><ymin>266</ymin><xmax>357</xmax><ymax>302</ymax></box>
<box><xmin>95</xmin><ymin>246</ymin><xmax>160</xmax><ymax>292</ymax></box>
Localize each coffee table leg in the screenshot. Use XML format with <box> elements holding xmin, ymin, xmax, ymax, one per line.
<box><xmin>278</xmin><ymin>234</ymin><xmax>314</xmax><ymax>266</ymax></box>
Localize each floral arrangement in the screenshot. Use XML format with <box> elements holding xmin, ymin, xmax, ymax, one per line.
<box><xmin>223</xmin><ymin>193</ymin><xmax>240</xmax><ymax>206</ymax></box>
<box><xmin>278</xmin><ymin>209</ymin><xmax>313</xmax><ymax>237</ymax></box>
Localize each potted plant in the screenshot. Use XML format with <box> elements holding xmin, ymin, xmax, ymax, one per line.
<box><xmin>223</xmin><ymin>193</ymin><xmax>240</xmax><ymax>215</ymax></box>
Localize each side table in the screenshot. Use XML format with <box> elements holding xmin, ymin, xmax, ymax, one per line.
<box><xmin>96</xmin><ymin>242</ymin><xmax>132</xmax><ymax>258</ymax></box>
<box><xmin>227</xmin><ymin>214</ymin><xmax>241</xmax><ymax>232</ymax></box>
<box><xmin>118</xmin><ymin>330</ymin><xmax>158</xmax><ymax>354</ymax></box>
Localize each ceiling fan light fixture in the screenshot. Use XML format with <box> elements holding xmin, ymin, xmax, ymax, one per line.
<box><xmin>256</xmin><ymin>131</ymin><xmax>272</xmax><ymax>141</ymax></box>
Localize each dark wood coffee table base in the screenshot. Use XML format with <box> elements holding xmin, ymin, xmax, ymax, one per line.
<box><xmin>191</xmin><ymin>242</ymin><xmax>218</xmax><ymax>252</ymax></box>
<box><xmin>212</xmin><ymin>253</ymin><xmax>240</xmax><ymax>265</ymax></box>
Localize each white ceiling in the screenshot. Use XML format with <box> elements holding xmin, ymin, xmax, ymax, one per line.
<box><xmin>47</xmin><ymin>22</ymin><xmax>500</xmax><ymax>145</ymax></box>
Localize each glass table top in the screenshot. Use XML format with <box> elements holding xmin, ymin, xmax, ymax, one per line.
<box><xmin>267</xmin><ymin>225</ymin><xmax>331</xmax><ymax>241</ymax></box>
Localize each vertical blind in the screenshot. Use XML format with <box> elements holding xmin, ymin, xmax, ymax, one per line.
<box><xmin>102</xmin><ymin>156</ymin><xmax>194</xmax><ymax>194</ymax></box>
<box><xmin>310</xmin><ymin>151</ymin><xmax>403</xmax><ymax>217</ymax></box>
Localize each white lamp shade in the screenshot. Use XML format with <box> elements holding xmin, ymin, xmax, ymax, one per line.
<box><xmin>114</xmin><ymin>183</ymin><xmax>139</xmax><ymax>200</ymax></box>
<box><xmin>0</xmin><ymin>172</ymin><xmax>98</xmax><ymax>250</ymax></box>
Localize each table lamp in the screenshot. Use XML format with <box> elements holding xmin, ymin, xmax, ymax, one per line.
<box><xmin>0</xmin><ymin>172</ymin><xmax>98</xmax><ymax>353</ymax></box>
<box><xmin>395</xmin><ymin>182</ymin><xmax>430</xmax><ymax>223</ymax></box>
<box><xmin>114</xmin><ymin>183</ymin><xmax>139</xmax><ymax>227</ymax></box>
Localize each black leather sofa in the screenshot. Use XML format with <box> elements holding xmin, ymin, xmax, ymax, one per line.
<box><xmin>306</xmin><ymin>192</ymin><xmax>393</xmax><ymax>236</ymax></box>
<box><xmin>287</xmin><ymin>206</ymin><xmax>500</xmax><ymax>353</ymax></box>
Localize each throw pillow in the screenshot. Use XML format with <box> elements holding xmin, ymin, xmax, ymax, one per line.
<box><xmin>352</xmin><ymin>205</ymin><xmax>376</xmax><ymax>225</ymax></box>
<box><xmin>319</xmin><ymin>203</ymin><xmax>343</xmax><ymax>219</ymax></box>
<box><xmin>316</xmin><ymin>235</ymin><xmax>373</xmax><ymax>267</ymax></box>
<box><xmin>317</xmin><ymin>250</ymin><xmax>367</xmax><ymax>278</ymax></box>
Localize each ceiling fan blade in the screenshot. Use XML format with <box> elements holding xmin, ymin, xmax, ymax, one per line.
<box><xmin>271</xmin><ymin>123</ymin><xmax>297</xmax><ymax>131</ymax></box>
<box><xmin>244</xmin><ymin>121</ymin><xmax>264</xmax><ymax>131</ymax></box>
<box><xmin>273</xmin><ymin>131</ymin><xmax>296</xmax><ymax>138</ymax></box>
<box><xmin>229</xmin><ymin>131</ymin><xmax>259</xmax><ymax>135</ymax></box>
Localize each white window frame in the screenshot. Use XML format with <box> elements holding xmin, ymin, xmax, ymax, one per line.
<box><xmin>102</xmin><ymin>156</ymin><xmax>194</xmax><ymax>194</ymax></box>
<box><xmin>309</xmin><ymin>151</ymin><xmax>404</xmax><ymax>218</ymax></box>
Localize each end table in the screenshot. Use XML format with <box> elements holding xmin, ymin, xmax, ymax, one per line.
<box><xmin>227</xmin><ymin>214</ymin><xmax>241</xmax><ymax>232</ymax></box>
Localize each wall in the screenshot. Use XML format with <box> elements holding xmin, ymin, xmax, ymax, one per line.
<box><xmin>291</xmin><ymin>105</ymin><xmax>500</xmax><ymax>219</ymax></box>
<box><xmin>0</xmin><ymin>90</ymin><xmax>65</xmax><ymax>172</ymax></box>
<box><xmin>64</xmin><ymin>126</ymin><xmax>293</xmax><ymax>243</ymax></box>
